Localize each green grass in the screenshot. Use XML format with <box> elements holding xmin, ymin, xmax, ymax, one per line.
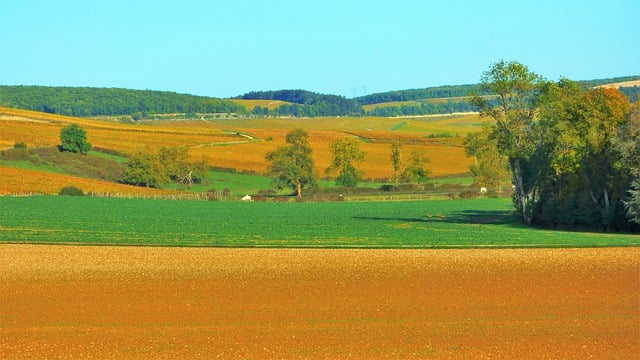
<box><xmin>432</xmin><ymin>176</ymin><xmax>474</xmax><ymax>185</ymax></box>
<box><xmin>164</xmin><ymin>170</ymin><xmax>273</xmax><ymax>195</ymax></box>
<box><xmin>1</xmin><ymin>196</ymin><xmax>637</xmax><ymax>248</ymax></box>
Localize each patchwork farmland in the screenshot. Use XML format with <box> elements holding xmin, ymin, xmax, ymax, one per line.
<box><xmin>1</xmin><ymin>107</ymin><xmax>477</xmax><ymax>194</ymax></box>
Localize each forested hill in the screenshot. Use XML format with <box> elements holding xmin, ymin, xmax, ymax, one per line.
<box><xmin>1</xmin><ymin>75</ymin><xmax>638</xmax><ymax>119</ymax></box>
<box><xmin>236</xmin><ymin>89</ymin><xmax>362</xmax><ymax>116</ymax></box>
<box><xmin>356</xmin><ymin>75</ymin><xmax>640</xmax><ymax>104</ymax></box>
<box><xmin>0</xmin><ymin>86</ymin><xmax>246</xmax><ymax>119</ymax></box>
<box><xmin>356</xmin><ymin>84</ymin><xmax>486</xmax><ymax>105</ymax></box>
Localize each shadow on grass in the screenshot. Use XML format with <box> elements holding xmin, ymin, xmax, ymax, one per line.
<box><xmin>354</xmin><ymin>210</ymin><xmax>520</xmax><ymax>226</ymax></box>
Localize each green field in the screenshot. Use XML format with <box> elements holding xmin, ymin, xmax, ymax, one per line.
<box><xmin>1</xmin><ymin>196</ymin><xmax>638</xmax><ymax>247</ymax></box>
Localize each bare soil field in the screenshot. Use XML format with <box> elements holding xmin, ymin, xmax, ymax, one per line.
<box><xmin>1</xmin><ymin>245</ymin><xmax>638</xmax><ymax>359</ymax></box>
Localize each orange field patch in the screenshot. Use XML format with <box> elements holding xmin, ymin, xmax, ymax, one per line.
<box><xmin>0</xmin><ymin>165</ymin><xmax>173</xmax><ymax>195</ymax></box>
<box><xmin>1</xmin><ymin>245</ymin><xmax>638</xmax><ymax>359</ymax></box>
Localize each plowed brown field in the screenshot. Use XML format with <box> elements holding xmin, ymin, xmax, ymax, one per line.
<box><xmin>1</xmin><ymin>245</ymin><xmax>638</xmax><ymax>359</ymax></box>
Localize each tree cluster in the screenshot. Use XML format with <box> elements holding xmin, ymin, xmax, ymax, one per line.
<box><xmin>0</xmin><ymin>86</ymin><xmax>246</xmax><ymax>118</ymax></box>
<box><xmin>265</xmin><ymin>130</ymin><xmax>430</xmax><ymax>196</ymax></box>
<box><xmin>470</xmin><ymin>60</ymin><xmax>639</xmax><ymax>231</ymax></box>
<box><xmin>121</xmin><ymin>146</ymin><xmax>207</xmax><ymax>188</ymax></box>
<box><xmin>390</xmin><ymin>142</ymin><xmax>429</xmax><ymax>185</ymax></box>
<box><xmin>619</xmin><ymin>86</ymin><xmax>639</xmax><ymax>103</ymax></box>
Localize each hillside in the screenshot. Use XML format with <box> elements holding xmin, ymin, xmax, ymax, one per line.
<box><xmin>0</xmin><ymin>86</ymin><xmax>246</xmax><ymax>119</ymax></box>
<box><xmin>2</xmin><ymin>75</ymin><xmax>637</xmax><ymax>120</ymax></box>
<box><xmin>1</xmin><ymin>107</ymin><xmax>478</xmax><ymax>194</ymax></box>
<box><xmin>359</xmin><ymin>76</ymin><xmax>640</xmax><ymax>115</ymax></box>
<box><xmin>235</xmin><ymin>89</ymin><xmax>362</xmax><ymax>116</ymax></box>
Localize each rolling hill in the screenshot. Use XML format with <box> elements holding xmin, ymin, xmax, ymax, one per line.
<box><xmin>1</xmin><ymin>75</ymin><xmax>637</xmax><ymax>195</ymax></box>
<box><xmin>2</xmin><ymin>75</ymin><xmax>637</xmax><ymax>121</ymax></box>
<box><xmin>1</xmin><ymin>107</ymin><xmax>478</xmax><ymax>195</ymax></box>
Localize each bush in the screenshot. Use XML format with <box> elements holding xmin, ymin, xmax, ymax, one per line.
<box><xmin>379</xmin><ymin>184</ymin><xmax>395</xmax><ymax>192</ymax></box>
<box><xmin>59</xmin><ymin>186</ymin><xmax>84</xmax><ymax>196</ymax></box>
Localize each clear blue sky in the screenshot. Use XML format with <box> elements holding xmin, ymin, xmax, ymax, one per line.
<box><xmin>2</xmin><ymin>0</ymin><xmax>638</xmax><ymax>98</ymax></box>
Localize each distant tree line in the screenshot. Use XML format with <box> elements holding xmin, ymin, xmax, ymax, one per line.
<box><xmin>239</xmin><ymin>89</ymin><xmax>362</xmax><ymax>117</ymax></box>
<box><xmin>1</xmin><ymin>79</ymin><xmax>637</xmax><ymax>120</ymax></box>
<box><xmin>365</xmin><ymin>100</ymin><xmax>478</xmax><ymax>117</ymax></box>
<box><xmin>356</xmin><ymin>76</ymin><xmax>640</xmax><ymax>105</ymax></box>
<box><xmin>576</xmin><ymin>75</ymin><xmax>640</xmax><ymax>87</ymax></box>
<box><xmin>355</xmin><ymin>84</ymin><xmax>488</xmax><ymax>105</ymax></box>
<box><xmin>0</xmin><ymin>86</ymin><xmax>246</xmax><ymax>118</ymax></box>
<box><xmin>619</xmin><ymin>86</ymin><xmax>639</xmax><ymax>103</ymax></box>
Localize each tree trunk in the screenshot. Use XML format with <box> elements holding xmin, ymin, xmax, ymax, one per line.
<box><xmin>512</xmin><ymin>158</ymin><xmax>532</xmax><ymax>225</ymax></box>
<box><xmin>297</xmin><ymin>181</ymin><xmax>302</xmax><ymax>198</ymax></box>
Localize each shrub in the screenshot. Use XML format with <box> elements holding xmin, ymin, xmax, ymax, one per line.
<box><xmin>59</xmin><ymin>186</ymin><xmax>84</xmax><ymax>196</ymax></box>
<box><xmin>379</xmin><ymin>184</ymin><xmax>395</xmax><ymax>192</ymax></box>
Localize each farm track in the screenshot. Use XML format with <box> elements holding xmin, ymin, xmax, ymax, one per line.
<box><xmin>1</xmin><ymin>245</ymin><xmax>638</xmax><ymax>359</ymax></box>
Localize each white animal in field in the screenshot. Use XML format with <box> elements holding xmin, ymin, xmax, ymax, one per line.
<box><xmin>241</xmin><ymin>195</ymin><xmax>252</xmax><ymax>201</ymax></box>
<box><xmin>480</xmin><ymin>187</ymin><xmax>487</xmax><ymax>193</ymax></box>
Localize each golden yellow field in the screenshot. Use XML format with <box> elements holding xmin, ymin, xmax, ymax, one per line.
<box><xmin>1</xmin><ymin>107</ymin><xmax>481</xmax><ymax>191</ymax></box>
<box><xmin>0</xmin><ymin>165</ymin><xmax>173</xmax><ymax>195</ymax></box>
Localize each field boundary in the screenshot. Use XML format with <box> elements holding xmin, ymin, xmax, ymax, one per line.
<box><xmin>1</xmin><ymin>241</ymin><xmax>638</xmax><ymax>250</ymax></box>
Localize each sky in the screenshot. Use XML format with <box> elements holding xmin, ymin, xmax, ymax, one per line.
<box><xmin>2</xmin><ymin>0</ymin><xmax>638</xmax><ymax>98</ymax></box>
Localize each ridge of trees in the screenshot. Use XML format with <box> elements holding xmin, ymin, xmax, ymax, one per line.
<box><xmin>0</xmin><ymin>86</ymin><xmax>246</xmax><ymax>119</ymax></box>
<box><xmin>0</xmin><ymin>76</ymin><xmax>637</xmax><ymax>120</ymax></box>
<box><xmin>237</xmin><ymin>89</ymin><xmax>363</xmax><ymax>117</ymax></box>
<box><xmin>357</xmin><ymin>76</ymin><xmax>640</xmax><ymax>105</ymax></box>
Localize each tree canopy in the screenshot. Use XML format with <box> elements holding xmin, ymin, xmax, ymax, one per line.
<box><xmin>121</xmin><ymin>146</ymin><xmax>207</xmax><ymax>188</ymax></box>
<box><xmin>239</xmin><ymin>89</ymin><xmax>362</xmax><ymax>117</ymax></box>
<box><xmin>0</xmin><ymin>86</ymin><xmax>246</xmax><ymax>118</ymax></box>
<box><xmin>59</xmin><ymin>124</ymin><xmax>91</xmax><ymax>154</ymax></box>
<box><xmin>325</xmin><ymin>138</ymin><xmax>366</xmax><ymax>187</ymax></box>
<box><xmin>470</xmin><ymin>61</ymin><xmax>638</xmax><ymax>231</ymax></box>
<box><xmin>265</xmin><ymin>129</ymin><xmax>318</xmax><ymax>197</ymax></box>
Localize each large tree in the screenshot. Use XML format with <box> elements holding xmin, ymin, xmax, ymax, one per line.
<box><xmin>266</xmin><ymin>129</ymin><xmax>317</xmax><ymax>197</ymax></box>
<box><xmin>59</xmin><ymin>124</ymin><xmax>92</xmax><ymax>154</ymax></box>
<box><xmin>473</xmin><ymin>60</ymin><xmax>544</xmax><ymax>224</ymax></box>
<box><xmin>325</xmin><ymin>137</ymin><xmax>366</xmax><ymax>187</ymax></box>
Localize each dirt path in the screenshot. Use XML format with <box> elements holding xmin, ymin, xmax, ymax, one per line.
<box><xmin>1</xmin><ymin>245</ymin><xmax>638</xmax><ymax>359</ymax></box>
